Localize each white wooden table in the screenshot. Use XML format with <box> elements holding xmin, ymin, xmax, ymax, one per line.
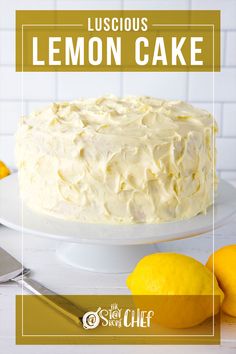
<box><xmin>0</xmin><ymin>193</ymin><xmax>236</xmax><ymax>353</ymax></box>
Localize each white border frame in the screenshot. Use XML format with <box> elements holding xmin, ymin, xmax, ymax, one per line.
<box><xmin>19</xmin><ymin>21</ymin><xmax>217</xmax><ymax>340</ymax></box>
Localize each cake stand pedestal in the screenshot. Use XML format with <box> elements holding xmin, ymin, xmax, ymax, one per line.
<box><xmin>57</xmin><ymin>243</ymin><xmax>158</xmax><ymax>273</ymax></box>
<box><xmin>1</xmin><ymin>174</ymin><xmax>236</xmax><ymax>273</ymax></box>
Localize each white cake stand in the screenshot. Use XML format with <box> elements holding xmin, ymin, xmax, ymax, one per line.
<box><xmin>1</xmin><ymin>174</ymin><xmax>236</xmax><ymax>273</ymax></box>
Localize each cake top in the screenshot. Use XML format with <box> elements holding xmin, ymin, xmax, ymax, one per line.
<box><xmin>19</xmin><ymin>95</ymin><xmax>216</xmax><ymax>141</ymax></box>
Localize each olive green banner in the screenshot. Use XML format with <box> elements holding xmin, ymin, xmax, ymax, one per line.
<box><xmin>15</xmin><ymin>10</ymin><xmax>220</xmax><ymax>72</ymax></box>
<box><xmin>16</xmin><ymin>295</ymin><xmax>221</xmax><ymax>345</ymax></box>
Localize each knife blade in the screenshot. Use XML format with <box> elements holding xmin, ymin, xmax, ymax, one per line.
<box><xmin>0</xmin><ymin>247</ymin><xmax>22</xmax><ymax>282</ymax></box>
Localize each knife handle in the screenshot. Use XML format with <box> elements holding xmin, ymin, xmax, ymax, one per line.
<box><xmin>13</xmin><ymin>276</ymin><xmax>84</xmax><ymax>326</ymax></box>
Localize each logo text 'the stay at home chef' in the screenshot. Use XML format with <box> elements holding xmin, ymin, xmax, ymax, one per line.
<box><xmin>82</xmin><ymin>303</ymin><xmax>154</xmax><ymax>330</ymax></box>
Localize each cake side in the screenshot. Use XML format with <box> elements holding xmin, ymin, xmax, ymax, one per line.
<box><xmin>15</xmin><ymin>96</ymin><xmax>217</xmax><ymax>224</ymax></box>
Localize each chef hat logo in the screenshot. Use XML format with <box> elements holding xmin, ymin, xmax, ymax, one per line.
<box><xmin>82</xmin><ymin>307</ymin><xmax>101</xmax><ymax>330</ymax></box>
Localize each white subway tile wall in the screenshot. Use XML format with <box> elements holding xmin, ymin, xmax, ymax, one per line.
<box><xmin>57</xmin><ymin>72</ymin><xmax>121</xmax><ymax>100</ymax></box>
<box><xmin>0</xmin><ymin>0</ymin><xmax>55</xmax><ymax>29</ymax></box>
<box><xmin>223</xmin><ymin>104</ymin><xmax>236</xmax><ymax>137</ymax></box>
<box><xmin>123</xmin><ymin>0</ymin><xmax>190</xmax><ymax>10</ymax></box>
<box><xmin>225</xmin><ymin>32</ymin><xmax>236</xmax><ymax>66</ymax></box>
<box><xmin>190</xmin><ymin>0</ymin><xmax>236</xmax><ymax>30</ymax></box>
<box><xmin>0</xmin><ymin>101</ymin><xmax>26</xmax><ymax>134</ymax></box>
<box><xmin>0</xmin><ymin>0</ymin><xmax>235</xmax><ymax>184</ymax></box>
<box><xmin>56</xmin><ymin>0</ymin><xmax>122</xmax><ymax>10</ymax></box>
<box><xmin>0</xmin><ymin>31</ymin><xmax>15</xmax><ymax>65</ymax></box>
<box><xmin>123</xmin><ymin>72</ymin><xmax>188</xmax><ymax>100</ymax></box>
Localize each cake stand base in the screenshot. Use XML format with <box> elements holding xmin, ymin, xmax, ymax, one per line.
<box><xmin>56</xmin><ymin>242</ymin><xmax>158</xmax><ymax>273</ymax></box>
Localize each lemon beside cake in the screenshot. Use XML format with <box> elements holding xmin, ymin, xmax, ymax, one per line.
<box><xmin>15</xmin><ymin>95</ymin><xmax>217</xmax><ymax>224</ymax></box>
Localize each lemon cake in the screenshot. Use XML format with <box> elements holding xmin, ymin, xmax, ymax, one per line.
<box><xmin>15</xmin><ymin>96</ymin><xmax>217</xmax><ymax>224</ymax></box>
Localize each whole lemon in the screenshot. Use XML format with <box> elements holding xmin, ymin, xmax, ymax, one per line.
<box><xmin>0</xmin><ymin>160</ymin><xmax>10</xmax><ymax>179</ymax></box>
<box><xmin>127</xmin><ymin>253</ymin><xmax>223</xmax><ymax>328</ymax></box>
<box><xmin>206</xmin><ymin>244</ymin><xmax>236</xmax><ymax>317</ymax></box>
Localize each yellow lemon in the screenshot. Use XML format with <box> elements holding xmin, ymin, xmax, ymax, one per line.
<box><xmin>127</xmin><ymin>253</ymin><xmax>224</xmax><ymax>328</ymax></box>
<box><xmin>206</xmin><ymin>244</ymin><xmax>236</xmax><ymax>317</ymax></box>
<box><xmin>0</xmin><ymin>160</ymin><xmax>10</xmax><ymax>179</ymax></box>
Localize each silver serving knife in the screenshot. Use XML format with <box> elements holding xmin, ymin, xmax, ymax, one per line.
<box><xmin>0</xmin><ymin>247</ymin><xmax>84</xmax><ymax>325</ymax></box>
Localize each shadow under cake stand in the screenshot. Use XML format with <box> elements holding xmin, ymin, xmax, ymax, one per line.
<box><xmin>1</xmin><ymin>173</ymin><xmax>236</xmax><ymax>273</ymax></box>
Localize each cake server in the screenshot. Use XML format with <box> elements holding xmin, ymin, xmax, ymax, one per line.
<box><xmin>0</xmin><ymin>247</ymin><xmax>84</xmax><ymax>325</ymax></box>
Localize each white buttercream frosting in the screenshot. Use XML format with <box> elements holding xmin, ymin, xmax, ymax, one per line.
<box><xmin>15</xmin><ymin>95</ymin><xmax>217</xmax><ymax>224</ymax></box>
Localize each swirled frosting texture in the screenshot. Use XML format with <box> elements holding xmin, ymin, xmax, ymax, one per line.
<box><xmin>15</xmin><ymin>96</ymin><xmax>217</xmax><ymax>224</ymax></box>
